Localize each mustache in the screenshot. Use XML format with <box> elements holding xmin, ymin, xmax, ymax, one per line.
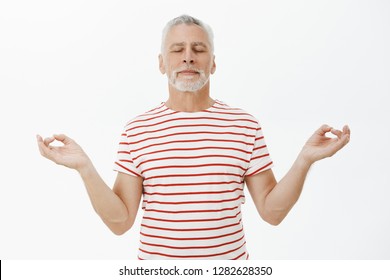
<box><xmin>172</xmin><ymin>66</ymin><xmax>204</xmax><ymax>75</ymax></box>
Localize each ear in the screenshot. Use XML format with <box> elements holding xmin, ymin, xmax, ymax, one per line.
<box><xmin>159</xmin><ymin>54</ymin><xmax>166</xmax><ymax>74</ymax></box>
<box><xmin>210</xmin><ymin>55</ymin><xmax>216</xmax><ymax>74</ymax></box>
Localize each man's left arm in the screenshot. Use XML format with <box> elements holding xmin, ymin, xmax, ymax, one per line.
<box><xmin>245</xmin><ymin>124</ymin><xmax>350</xmax><ymax>225</ymax></box>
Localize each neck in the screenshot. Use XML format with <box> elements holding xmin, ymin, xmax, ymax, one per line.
<box><xmin>165</xmin><ymin>83</ymin><xmax>214</xmax><ymax>112</ymax></box>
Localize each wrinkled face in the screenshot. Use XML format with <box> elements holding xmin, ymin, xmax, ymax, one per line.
<box><xmin>159</xmin><ymin>24</ymin><xmax>216</xmax><ymax>92</ymax></box>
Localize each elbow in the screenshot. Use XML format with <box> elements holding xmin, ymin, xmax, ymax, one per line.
<box><xmin>102</xmin><ymin>215</ymin><xmax>135</xmax><ymax>236</ymax></box>
<box><xmin>111</xmin><ymin>228</ymin><xmax>127</xmax><ymax>236</ymax></box>
<box><xmin>265</xmin><ymin>216</ymin><xmax>283</xmax><ymax>226</ymax></box>
<box><xmin>96</xmin><ymin>207</ymin><xmax>129</xmax><ymax>224</ymax></box>
<box><xmin>260</xmin><ymin>201</ymin><xmax>292</xmax><ymax>226</ymax></box>
<box><xmin>109</xmin><ymin>221</ymin><xmax>134</xmax><ymax>236</ymax></box>
<box><xmin>260</xmin><ymin>210</ymin><xmax>286</xmax><ymax>226</ymax></box>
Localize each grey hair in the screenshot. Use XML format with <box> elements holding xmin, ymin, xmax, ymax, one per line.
<box><xmin>161</xmin><ymin>14</ymin><xmax>214</xmax><ymax>54</ymax></box>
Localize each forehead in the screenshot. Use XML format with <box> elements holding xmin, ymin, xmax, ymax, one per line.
<box><xmin>165</xmin><ymin>24</ymin><xmax>210</xmax><ymax>47</ymax></box>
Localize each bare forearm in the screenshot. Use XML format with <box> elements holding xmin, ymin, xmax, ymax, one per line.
<box><xmin>37</xmin><ymin>134</ymin><xmax>135</xmax><ymax>234</ymax></box>
<box><xmin>265</xmin><ymin>153</ymin><xmax>312</xmax><ymax>224</ymax></box>
<box><xmin>246</xmin><ymin>124</ymin><xmax>350</xmax><ymax>226</ymax></box>
<box><xmin>77</xmin><ymin>162</ymin><xmax>128</xmax><ymax>223</ymax></box>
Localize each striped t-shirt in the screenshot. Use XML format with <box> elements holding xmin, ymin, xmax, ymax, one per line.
<box><xmin>114</xmin><ymin>100</ymin><xmax>273</xmax><ymax>260</ymax></box>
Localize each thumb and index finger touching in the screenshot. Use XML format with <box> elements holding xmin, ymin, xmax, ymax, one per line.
<box><xmin>323</xmin><ymin>124</ymin><xmax>351</xmax><ymax>153</ymax></box>
<box><xmin>311</xmin><ymin>124</ymin><xmax>351</xmax><ymax>156</ymax></box>
<box><xmin>317</xmin><ymin>124</ymin><xmax>351</xmax><ymax>140</ymax></box>
<box><xmin>330</xmin><ymin>125</ymin><xmax>351</xmax><ymax>145</ymax></box>
<box><xmin>37</xmin><ymin>133</ymin><xmax>73</xmax><ymax>146</ymax></box>
<box><xmin>36</xmin><ymin>133</ymin><xmax>73</xmax><ymax>160</ymax></box>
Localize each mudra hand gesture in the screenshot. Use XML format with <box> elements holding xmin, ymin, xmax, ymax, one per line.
<box><xmin>300</xmin><ymin>124</ymin><xmax>351</xmax><ymax>164</ymax></box>
<box><xmin>36</xmin><ymin>134</ymin><xmax>91</xmax><ymax>172</ymax></box>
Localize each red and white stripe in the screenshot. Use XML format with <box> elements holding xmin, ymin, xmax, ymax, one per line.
<box><xmin>114</xmin><ymin>100</ymin><xmax>273</xmax><ymax>260</ymax></box>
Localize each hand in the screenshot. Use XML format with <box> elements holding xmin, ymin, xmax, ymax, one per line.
<box><xmin>300</xmin><ymin>124</ymin><xmax>351</xmax><ymax>164</ymax></box>
<box><xmin>37</xmin><ymin>134</ymin><xmax>91</xmax><ymax>171</ymax></box>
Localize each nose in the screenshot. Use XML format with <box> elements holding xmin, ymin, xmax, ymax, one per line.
<box><xmin>183</xmin><ymin>49</ymin><xmax>194</xmax><ymax>65</ymax></box>
<box><xmin>183</xmin><ymin>58</ymin><xmax>194</xmax><ymax>64</ymax></box>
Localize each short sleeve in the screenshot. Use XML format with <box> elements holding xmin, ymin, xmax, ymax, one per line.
<box><xmin>245</xmin><ymin>122</ymin><xmax>274</xmax><ymax>177</ymax></box>
<box><xmin>113</xmin><ymin>128</ymin><xmax>143</xmax><ymax>177</ymax></box>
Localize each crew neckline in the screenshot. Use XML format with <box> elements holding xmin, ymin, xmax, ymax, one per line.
<box><xmin>162</xmin><ymin>99</ymin><xmax>220</xmax><ymax>114</ymax></box>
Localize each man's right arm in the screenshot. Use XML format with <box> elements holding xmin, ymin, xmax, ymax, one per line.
<box><xmin>37</xmin><ymin>134</ymin><xmax>143</xmax><ymax>235</ymax></box>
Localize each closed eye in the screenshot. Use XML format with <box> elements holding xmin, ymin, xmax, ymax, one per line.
<box><xmin>193</xmin><ymin>47</ymin><xmax>206</xmax><ymax>53</ymax></box>
<box><xmin>171</xmin><ymin>48</ymin><xmax>183</xmax><ymax>53</ymax></box>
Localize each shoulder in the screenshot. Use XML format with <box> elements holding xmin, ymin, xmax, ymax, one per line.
<box><xmin>213</xmin><ymin>100</ymin><xmax>260</xmax><ymax>124</ymax></box>
<box><xmin>123</xmin><ymin>102</ymin><xmax>168</xmax><ymax>131</ymax></box>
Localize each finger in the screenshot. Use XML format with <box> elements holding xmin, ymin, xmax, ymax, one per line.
<box><xmin>37</xmin><ymin>135</ymin><xmax>53</xmax><ymax>158</ymax></box>
<box><xmin>317</xmin><ymin>124</ymin><xmax>332</xmax><ymax>136</ymax></box>
<box><xmin>341</xmin><ymin>125</ymin><xmax>351</xmax><ymax>144</ymax></box>
<box><xmin>343</xmin><ymin>125</ymin><xmax>351</xmax><ymax>136</ymax></box>
<box><xmin>36</xmin><ymin>134</ymin><xmax>44</xmax><ymax>152</ymax></box>
<box><xmin>331</xmin><ymin>128</ymin><xmax>343</xmax><ymax>139</ymax></box>
<box><xmin>43</xmin><ymin>136</ymin><xmax>55</xmax><ymax>146</ymax></box>
<box><xmin>53</xmin><ymin>134</ymin><xmax>73</xmax><ymax>145</ymax></box>
<box><xmin>335</xmin><ymin>132</ymin><xmax>350</xmax><ymax>151</ymax></box>
<box><xmin>342</xmin><ymin>132</ymin><xmax>350</xmax><ymax>145</ymax></box>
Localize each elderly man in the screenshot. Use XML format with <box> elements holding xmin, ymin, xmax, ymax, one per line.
<box><xmin>37</xmin><ymin>15</ymin><xmax>350</xmax><ymax>260</ymax></box>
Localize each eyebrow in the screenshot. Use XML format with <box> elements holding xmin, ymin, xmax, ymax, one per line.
<box><xmin>169</xmin><ymin>42</ymin><xmax>209</xmax><ymax>49</ymax></box>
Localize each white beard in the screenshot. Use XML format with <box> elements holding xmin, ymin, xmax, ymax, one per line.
<box><xmin>168</xmin><ymin>67</ymin><xmax>209</xmax><ymax>92</ymax></box>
